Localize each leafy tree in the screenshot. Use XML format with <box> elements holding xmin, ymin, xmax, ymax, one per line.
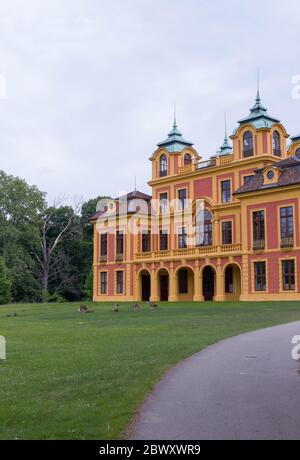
<box><xmin>0</xmin><ymin>256</ymin><xmax>11</xmax><ymax>304</ymax></box>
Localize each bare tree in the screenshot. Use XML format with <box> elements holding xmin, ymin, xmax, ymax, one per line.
<box><xmin>35</xmin><ymin>198</ymin><xmax>82</xmax><ymax>302</ymax></box>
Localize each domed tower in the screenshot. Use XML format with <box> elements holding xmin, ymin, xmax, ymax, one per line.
<box><xmin>150</xmin><ymin>114</ymin><xmax>200</xmax><ymax>180</ymax></box>
<box><xmin>230</xmin><ymin>88</ymin><xmax>289</xmax><ymax>161</ymax></box>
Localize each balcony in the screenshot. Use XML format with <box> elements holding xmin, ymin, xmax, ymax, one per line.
<box><xmin>253</xmin><ymin>239</ymin><xmax>265</xmax><ymax>251</ymax></box>
<box><xmin>280</xmin><ymin>237</ymin><xmax>294</xmax><ymax>249</ymax></box>
<box><xmin>135</xmin><ymin>243</ymin><xmax>242</xmax><ymax>260</ymax></box>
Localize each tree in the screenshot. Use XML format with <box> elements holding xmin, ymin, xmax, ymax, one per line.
<box><xmin>0</xmin><ymin>256</ymin><xmax>11</xmax><ymax>304</ymax></box>
<box><xmin>35</xmin><ymin>204</ymin><xmax>82</xmax><ymax>302</ymax></box>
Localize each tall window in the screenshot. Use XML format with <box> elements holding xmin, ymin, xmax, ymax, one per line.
<box><xmin>273</xmin><ymin>131</ymin><xmax>281</xmax><ymax>157</ymax></box>
<box><xmin>253</xmin><ymin>210</ymin><xmax>265</xmax><ymax>242</ymax></box>
<box><xmin>203</xmin><ymin>210</ymin><xmax>213</xmax><ymax>246</ymax></box>
<box><xmin>178</xmin><ymin>189</ymin><xmax>187</xmax><ymax>210</ymax></box>
<box><xmin>160</xmin><ymin>154</ymin><xmax>167</xmax><ymax>177</ymax></box>
<box><xmin>142</xmin><ymin>231</ymin><xmax>151</xmax><ymax>252</ymax></box>
<box><xmin>116</xmin><ymin>271</ymin><xmax>124</xmax><ymax>294</ymax></box>
<box><xmin>100</xmin><ymin>233</ymin><xmax>107</xmax><ymax>259</ymax></box>
<box><xmin>221</xmin><ymin>180</ymin><xmax>231</xmax><ymax>203</ymax></box>
<box><xmin>116</xmin><ymin>231</ymin><xmax>124</xmax><ymax>257</ymax></box>
<box><xmin>184</xmin><ymin>153</ymin><xmax>192</xmax><ymax>165</ymax></box>
<box><xmin>282</xmin><ymin>260</ymin><xmax>295</xmax><ymax>291</ymax></box>
<box><xmin>100</xmin><ymin>272</ymin><xmax>107</xmax><ymax>294</ymax></box>
<box><xmin>178</xmin><ymin>227</ymin><xmax>187</xmax><ymax>248</ymax></box>
<box><xmin>160</xmin><ymin>229</ymin><xmax>168</xmax><ymax>250</ymax></box>
<box><xmin>280</xmin><ymin>206</ymin><xmax>294</xmax><ymax>238</ymax></box>
<box><xmin>243</xmin><ymin>131</ymin><xmax>254</xmax><ymax>157</ymax></box>
<box><xmin>159</xmin><ymin>192</ymin><xmax>168</xmax><ymax>214</ymax></box>
<box><xmin>254</xmin><ymin>261</ymin><xmax>266</xmax><ymax>291</ymax></box>
<box><xmin>179</xmin><ymin>269</ymin><xmax>188</xmax><ymax>294</ymax></box>
<box><xmin>296</xmin><ymin>148</ymin><xmax>300</xmax><ymax>159</ymax></box>
<box><xmin>222</xmin><ymin>221</ymin><xmax>232</xmax><ymax>244</ymax></box>
<box><xmin>225</xmin><ymin>266</ymin><xmax>233</xmax><ymax>293</ymax></box>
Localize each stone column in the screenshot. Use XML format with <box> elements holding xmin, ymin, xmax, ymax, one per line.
<box><xmin>150</xmin><ymin>269</ymin><xmax>159</xmax><ymax>302</ymax></box>
<box><xmin>215</xmin><ymin>258</ymin><xmax>224</xmax><ymax>301</ymax></box>
<box><xmin>169</xmin><ymin>264</ymin><xmax>178</xmax><ymax>301</ymax></box>
<box><xmin>193</xmin><ymin>264</ymin><xmax>203</xmax><ymax>301</ymax></box>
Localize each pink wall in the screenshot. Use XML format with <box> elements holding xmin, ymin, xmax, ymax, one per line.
<box><xmin>194</xmin><ymin>177</ymin><xmax>213</xmax><ymax>199</ymax></box>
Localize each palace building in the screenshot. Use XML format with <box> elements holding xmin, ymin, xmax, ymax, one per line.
<box><xmin>91</xmin><ymin>89</ymin><xmax>300</xmax><ymax>302</ymax></box>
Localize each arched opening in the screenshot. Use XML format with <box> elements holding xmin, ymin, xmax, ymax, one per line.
<box><xmin>224</xmin><ymin>264</ymin><xmax>241</xmax><ymax>301</ymax></box>
<box><xmin>296</xmin><ymin>148</ymin><xmax>300</xmax><ymax>159</ymax></box>
<box><xmin>159</xmin><ymin>154</ymin><xmax>167</xmax><ymax>177</ymax></box>
<box><xmin>243</xmin><ymin>131</ymin><xmax>254</xmax><ymax>157</ymax></box>
<box><xmin>157</xmin><ymin>268</ymin><xmax>169</xmax><ymax>301</ymax></box>
<box><xmin>273</xmin><ymin>131</ymin><xmax>281</xmax><ymax>157</ymax></box>
<box><xmin>139</xmin><ymin>269</ymin><xmax>151</xmax><ymax>301</ymax></box>
<box><xmin>184</xmin><ymin>153</ymin><xmax>192</xmax><ymax>165</ymax></box>
<box><xmin>202</xmin><ymin>266</ymin><xmax>215</xmax><ymax>301</ymax></box>
<box><xmin>176</xmin><ymin>267</ymin><xmax>194</xmax><ymax>301</ymax></box>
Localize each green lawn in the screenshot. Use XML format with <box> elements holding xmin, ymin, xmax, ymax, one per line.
<box><xmin>1</xmin><ymin>301</ymin><xmax>300</xmax><ymax>440</ymax></box>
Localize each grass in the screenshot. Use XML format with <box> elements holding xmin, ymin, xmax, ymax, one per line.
<box><xmin>1</xmin><ymin>301</ymin><xmax>300</xmax><ymax>439</ymax></box>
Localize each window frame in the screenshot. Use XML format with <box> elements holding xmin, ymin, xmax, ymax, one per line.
<box><xmin>159</xmin><ymin>192</ymin><xmax>168</xmax><ymax>214</ymax></box>
<box><xmin>252</xmin><ymin>210</ymin><xmax>265</xmax><ymax>243</ymax></box>
<box><xmin>100</xmin><ymin>271</ymin><xmax>108</xmax><ymax>295</ymax></box>
<box><xmin>272</xmin><ymin>130</ymin><xmax>281</xmax><ymax>157</ymax></box>
<box><xmin>159</xmin><ymin>229</ymin><xmax>169</xmax><ymax>251</ymax></box>
<box><xmin>221</xmin><ymin>179</ymin><xmax>231</xmax><ymax>203</ymax></box>
<box><xmin>178</xmin><ymin>188</ymin><xmax>187</xmax><ymax>210</ymax></box>
<box><xmin>116</xmin><ymin>270</ymin><xmax>124</xmax><ymax>294</ymax></box>
<box><xmin>254</xmin><ymin>261</ymin><xmax>267</xmax><ymax>292</ymax></box>
<box><xmin>243</xmin><ymin>131</ymin><xmax>254</xmax><ymax>157</ymax></box>
<box><xmin>178</xmin><ymin>226</ymin><xmax>187</xmax><ymax>249</ymax></box>
<box><xmin>281</xmin><ymin>259</ymin><xmax>295</xmax><ymax>291</ymax></box>
<box><xmin>222</xmin><ymin>221</ymin><xmax>233</xmax><ymax>245</ymax></box>
<box><xmin>159</xmin><ymin>154</ymin><xmax>168</xmax><ymax>177</ymax></box>
<box><xmin>141</xmin><ymin>230</ymin><xmax>151</xmax><ymax>253</ymax></box>
<box><xmin>280</xmin><ymin>206</ymin><xmax>294</xmax><ymax>239</ymax></box>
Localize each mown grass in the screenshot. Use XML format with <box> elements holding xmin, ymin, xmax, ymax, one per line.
<box><xmin>1</xmin><ymin>301</ymin><xmax>300</xmax><ymax>439</ymax></box>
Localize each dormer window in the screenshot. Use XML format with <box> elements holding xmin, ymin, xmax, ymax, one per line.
<box><xmin>159</xmin><ymin>154</ymin><xmax>167</xmax><ymax>177</ymax></box>
<box><xmin>184</xmin><ymin>153</ymin><xmax>192</xmax><ymax>165</ymax></box>
<box><xmin>243</xmin><ymin>131</ymin><xmax>254</xmax><ymax>157</ymax></box>
<box><xmin>296</xmin><ymin>148</ymin><xmax>300</xmax><ymax>159</ymax></box>
<box><xmin>273</xmin><ymin>131</ymin><xmax>281</xmax><ymax>157</ymax></box>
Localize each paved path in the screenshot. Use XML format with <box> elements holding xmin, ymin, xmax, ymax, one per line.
<box><xmin>131</xmin><ymin>321</ymin><xmax>300</xmax><ymax>440</ymax></box>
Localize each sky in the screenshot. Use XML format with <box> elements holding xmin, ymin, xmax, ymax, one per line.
<box><xmin>0</xmin><ymin>0</ymin><xmax>299</xmax><ymax>203</ymax></box>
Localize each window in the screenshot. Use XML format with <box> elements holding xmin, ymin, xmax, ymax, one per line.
<box><xmin>296</xmin><ymin>148</ymin><xmax>300</xmax><ymax>159</ymax></box>
<box><xmin>184</xmin><ymin>153</ymin><xmax>192</xmax><ymax>165</ymax></box>
<box><xmin>221</xmin><ymin>180</ymin><xmax>231</xmax><ymax>203</ymax></box>
<box><xmin>160</xmin><ymin>154</ymin><xmax>167</xmax><ymax>177</ymax></box>
<box><xmin>253</xmin><ymin>210</ymin><xmax>265</xmax><ymax>242</ymax></box>
<box><xmin>116</xmin><ymin>231</ymin><xmax>124</xmax><ymax>256</ymax></box>
<box><xmin>142</xmin><ymin>231</ymin><xmax>151</xmax><ymax>252</ymax></box>
<box><xmin>267</xmin><ymin>170</ymin><xmax>274</xmax><ymax>180</ymax></box>
<box><xmin>280</xmin><ymin>206</ymin><xmax>294</xmax><ymax>238</ymax></box>
<box><xmin>178</xmin><ymin>189</ymin><xmax>187</xmax><ymax>210</ymax></box>
<box><xmin>282</xmin><ymin>260</ymin><xmax>295</xmax><ymax>291</ymax></box>
<box><xmin>273</xmin><ymin>131</ymin><xmax>281</xmax><ymax>157</ymax></box>
<box><xmin>179</xmin><ymin>269</ymin><xmax>188</xmax><ymax>294</ymax></box>
<box><xmin>178</xmin><ymin>227</ymin><xmax>187</xmax><ymax>248</ymax></box>
<box><xmin>244</xmin><ymin>175</ymin><xmax>254</xmax><ymax>185</ymax></box>
<box><xmin>160</xmin><ymin>229</ymin><xmax>168</xmax><ymax>250</ymax></box>
<box><xmin>100</xmin><ymin>272</ymin><xmax>107</xmax><ymax>294</ymax></box>
<box><xmin>243</xmin><ymin>131</ymin><xmax>254</xmax><ymax>157</ymax></box>
<box><xmin>222</xmin><ymin>221</ymin><xmax>232</xmax><ymax>244</ymax></box>
<box><xmin>254</xmin><ymin>261</ymin><xmax>266</xmax><ymax>291</ymax></box>
<box><xmin>116</xmin><ymin>271</ymin><xmax>124</xmax><ymax>294</ymax></box>
<box><xmin>203</xmin><ymin>210</ymin><xmax>212</xmax><ymax>246</ymax></box>
<box><xmin>159</xmin><ymin>193</ymin><xmax>168</xmax><ymax>214</ymax></box>
<box><xmin>225</xmin><ymin>266</ymin><xmax>233</xmax><ymax>293</ymax></box>
<box><xmin>100</xmin><ymin>233</ymin><xmax>107</xmax><ymax>259</ymax></box>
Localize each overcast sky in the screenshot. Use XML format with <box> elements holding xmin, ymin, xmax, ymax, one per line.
<box><xmin>0</xmin><ymin>0</ymin><xmax>299</xmax><ymax>202</ymax></box>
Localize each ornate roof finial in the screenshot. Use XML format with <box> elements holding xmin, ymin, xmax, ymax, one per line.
<box><xmin>256</xmin><ymin>67</ymin><xmax>261</xmax><ymax>102</ymax></box>
<box><xmin>173</xmin><ymin>103</ymin><xmax>177</xmax><ymax>129</ymax></box>
<box><xmin>224</xmin><ymin>112</ymin><xmax>228</xmax><ymax>142</ymax></box>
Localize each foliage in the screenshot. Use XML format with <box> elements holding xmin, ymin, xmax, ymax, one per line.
<box><xmin>0</xmin><ymin>256</ymin><xmax>11</xmax><ymax>304</ymax></box>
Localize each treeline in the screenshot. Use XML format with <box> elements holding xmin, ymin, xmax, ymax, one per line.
<box><xmin>0</xmin><ymin>169</ymin><xmax>105</xmax><ymax>304</ymax></box>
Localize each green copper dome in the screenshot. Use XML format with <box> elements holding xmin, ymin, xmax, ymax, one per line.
<box><xmin>236</xmin><ymin>90</ymin><xmax>280</xmax><ymax>130</ymax></box>
<box><xmin>157</xmin><ymin>116</ymin><xmax>193</xmax><ymax>153</ymax></box>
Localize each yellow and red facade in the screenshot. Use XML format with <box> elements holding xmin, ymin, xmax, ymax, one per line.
<box><xmin>91</xmin><ymin>92</ymin><xmax>300</xmax><ymax>302</ymax></box>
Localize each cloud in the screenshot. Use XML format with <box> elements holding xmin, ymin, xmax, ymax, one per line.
<box><xmin>0</xmin><ymin>0</ymin><xmax>299</xmax><ymax>203</ymax></box>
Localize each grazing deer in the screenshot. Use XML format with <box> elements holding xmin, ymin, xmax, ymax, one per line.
<box><xmin>132</xmin><ymin>303</ymin><xmax>141</xmax><ymax>312</ymax></box>
<box><xmin>112</xmin><ymin>304</ymin><xmax>119</xmax><ymax>313</ymax></box>
<box><xmin>78</xmin><ymin>304</ymin><xmax>94</xmax><ymax>313</ymax></box>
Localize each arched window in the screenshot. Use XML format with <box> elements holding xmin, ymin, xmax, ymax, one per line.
<box><xmin>184</xmin><ymin>153</ymin><xmax>192</xmax><ymax>165</ymax></box>
<box><xmin>196</xmin><ymin>209</ymin><xmax>212</xmax><ymax>246</ymax></box>
<box><xmin>159</xmin><ymin>154</ymin><xmax>167</xmax><ymax>177</ymax></box>
<box><xmin>243</xmin><ymin>131</ymin><xmax>254</xmax><ymax>157</ymax></box>
<box><xmin>295</xmin><ymin>148</ymin><xmax>300</xmax><ymax>159</ymax></box>
<box><xmin>273</xmin><ymin>131</ymin><xmax>281</xmax><ymax>157</ymax></box>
